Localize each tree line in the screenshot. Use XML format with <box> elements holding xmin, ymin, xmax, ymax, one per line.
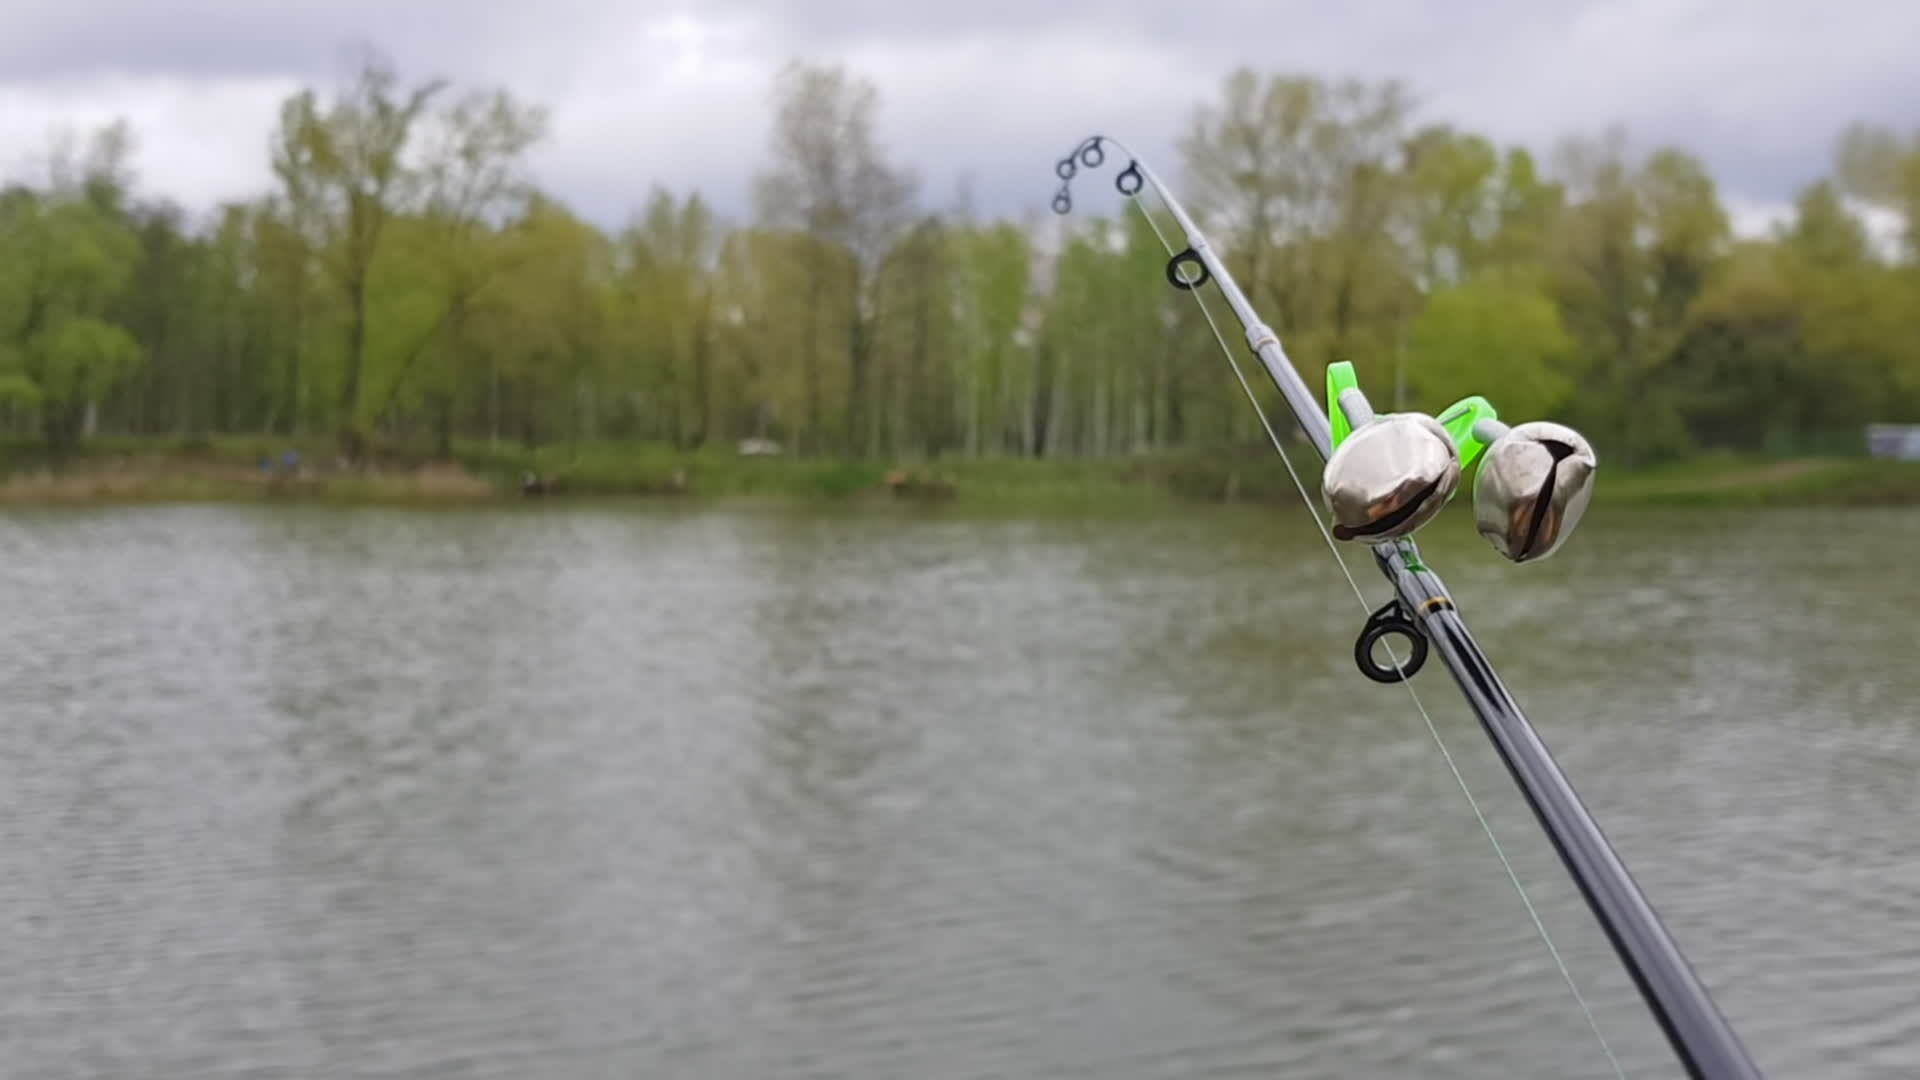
<box><xmin>3</xmin><ymin>54</ymin><xmax>1917</xmax><ymax>467</ymax></box>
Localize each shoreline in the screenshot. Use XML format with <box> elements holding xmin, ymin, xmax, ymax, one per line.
<box><xmin>2</xmin><ymin>439</ymin><xmax>1918</xmax><ymax>510</ymax></box>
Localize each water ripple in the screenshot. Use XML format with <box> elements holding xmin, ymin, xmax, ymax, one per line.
<box><xmin>0</xmin><ymin>502</ymin><xmax>1912</xmax><ymax>1077</ymax></box>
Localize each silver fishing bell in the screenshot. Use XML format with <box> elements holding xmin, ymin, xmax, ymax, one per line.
<box><xmin>1322</xmin><ymin>410</ymin><xmax>1461</xmax><ymax>544</ymax></box>
<box><xmin>1472</xmin><ymin>420</ymin><xmax>1597</xmax><ymax>563</ymax></box>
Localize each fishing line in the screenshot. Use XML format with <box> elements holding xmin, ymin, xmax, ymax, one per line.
<box><xmin>1115</xmin><ymin>188</ymin><xmax>1627</xmax><ymax>1079</ymax></box>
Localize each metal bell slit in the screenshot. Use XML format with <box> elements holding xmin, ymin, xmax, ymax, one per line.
<box><xmin>1322</xmin><ymin>413</ymin><xmax>1461</xmax><ymax>544</ymax></box>
<box><xmin>1472</xmin><ymin>421</ymin><xmax>1597</xmax><ymax>563</ymax></box>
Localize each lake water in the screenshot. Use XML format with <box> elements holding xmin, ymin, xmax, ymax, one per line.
<box><xmin>1</xmin><ymin>499</ymin><xmax>1916</xmax><ymax>1078</ymax></box>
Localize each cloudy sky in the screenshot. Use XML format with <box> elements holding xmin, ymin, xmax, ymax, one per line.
<box><xmin>3</xmin><ymin>0</ymin><xmax>1916</xmax><ymax>233</ymax></box>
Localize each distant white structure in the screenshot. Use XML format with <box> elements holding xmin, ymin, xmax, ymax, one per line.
<box><xmin>1865</xmin><ymin>424</ymin><xmax>1920</xmax><ymax>461</ymax></box>
<box><xmin>737</xmin><ymin>438</ymin><xmax>784</xmax><ymax>457</ymax></box>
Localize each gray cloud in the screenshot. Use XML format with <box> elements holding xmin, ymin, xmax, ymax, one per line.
<box><xmin>4</xmin><ymin>0</ymin><xmax>1916</xmax><ymax>225</ymax></box>
<box><xmin>0</xmin><ymin>0</ymin><xmax>630</xmax><ymax>83</ymax></box>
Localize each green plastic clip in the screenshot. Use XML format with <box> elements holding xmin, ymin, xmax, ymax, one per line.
<box><xmin>1326</xmin><ymin>362</ymin><xmax>1360</xmax><ymax>449</ymax></box>
<box><xmin>1327</xmin><ymin>361</ymin><xmax>1500</xmax><ymax>473</ymax></box>
<box><xmin>1436</xmin><ymin>396</ymin><xmax>1499</xmax><ymax>472</ymax></box>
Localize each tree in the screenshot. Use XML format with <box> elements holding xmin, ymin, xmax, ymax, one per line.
<box><xmin>3</xmin><ymin>54</ymin><xmax>1916</xmax><ymax>472</ymax></box>
<box><xmin>271</xmin><ymin>56</ymin><xmax>444</xmax><ymax>458</ymax></box>
<box><xmin>607</xmin><ymin>188</ymin><xmax>723</xmax><ymax>448</ymax></box>
<box><xmin>1181</xmin><ymin>71</ymin><xmax>1417</xmax><ymax>371</ymax></box>
<box><xmin>266</xmin><ymin>53</ymin><xmax>548</xmax><ymax>460</ymax></box>
<box><xmin>1407</xmin><ymin>274</ymin><xmax>1575</xmax><ymax>423</ymax></box>
<box><xmin>1543</xmin><ymin>131</ymin><xmax>1732</xmax><ymax>462</ymax></box>
<box><xmin>1835</xmin><ymin>123</ymin><xmax>1920</xmax><ymax>258</ymax></box>
<box><xmin>384</xmin><ymin>86</ymin><xmax>549</xmax><ymax>453</ymax></box>
<box><xmin>0</xmin><ymin>123</ymin><xmax>147</xmax><ymax>452</ymax></box>
<box><xmin>753</xmin><ymin>61</ymin><xmax>917</xmax><ymax>455</ymax></box>
<box><xmin>954</xmin><ymin>222</ymin><xmax>1033</xmax><ymax>455</ymax></box>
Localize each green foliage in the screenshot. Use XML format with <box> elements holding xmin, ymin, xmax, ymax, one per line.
<box><xmin>29</xmin><ymin>317</ymin><xmax>143</xmax><ymax>402</ymax></box>
<box><xmin>0</xmin><ymin>371</ymin><xmax>43</xmax><ymax>406</ymax></box>
<box><xmin>0</xmin><ymin>57</ymin><xmax>1917</xmax><ymax>475</ymax></box>
<box><xmin>1408</xmin><ymin>275</ymin><xmax>1574</xmax><ymax>421</ymax></box>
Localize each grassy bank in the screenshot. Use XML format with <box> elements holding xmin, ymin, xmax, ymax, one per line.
<box><xmin>1591</xmin><ymin>452</ymin><xmax>1920</xmax><ymax>506</ymax></box>
<box><xmin>2</xmin><ymin>435</ymin><xmax>1918</xmax><ymax>509</ymax></box>
<box><xmin>0</xmin><ymin>436</ymin><xmax>497</xmax><ymax>504</ymax></box>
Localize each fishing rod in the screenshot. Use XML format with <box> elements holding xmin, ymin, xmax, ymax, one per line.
<box><xmin>1050</xmin><ymin>134</ymin><xmax>1762</xmax><ymax>1080</ymax></box>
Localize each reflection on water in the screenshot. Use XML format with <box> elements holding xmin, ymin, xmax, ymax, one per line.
<box><xmin>0</xmin><ymin>501</ymin><xmax>1917</xmax><ymax>1078</ymax></box>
